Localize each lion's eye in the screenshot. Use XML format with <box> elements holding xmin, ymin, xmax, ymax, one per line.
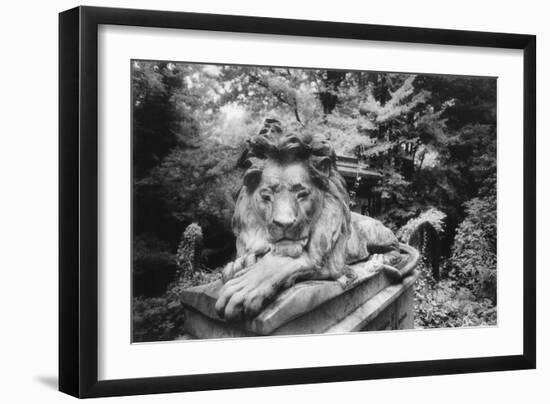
<box><xmin>260</xmin><ymin>193</ymin><xmax>272</xmax><ymax>202</ymax></box>
<box><xmin>297</xmin><ymin>191</ymin><xmax>310</xmax><ymax>199</ymax></box>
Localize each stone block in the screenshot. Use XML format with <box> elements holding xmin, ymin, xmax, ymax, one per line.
<box><xmin>181</xmin><ymin>266</ymin><xmax>418</xmax><ymax>338</ymax></box>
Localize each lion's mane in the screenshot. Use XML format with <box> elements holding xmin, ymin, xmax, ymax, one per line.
<box><xmin>232</xmin><ymin>119</ymin><xmax>352</xmax><ymax>279</ymax></box>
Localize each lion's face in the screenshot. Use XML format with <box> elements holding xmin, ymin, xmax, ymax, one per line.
<box><xmin>233</xmin><ymin>120</ymin><xmax>351</xmax><ymax>279</ymax></box>
<box><xmin>250</xmin><ymin>160</ymin><xmax>323</xmax><ymax>258</ymax></box>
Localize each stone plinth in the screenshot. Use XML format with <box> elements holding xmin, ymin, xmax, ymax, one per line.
<box><xmin>181</xmin><ymin>248</ymin><xmax>419</xmax><ymax>339</ymax></box>
<box><xmin>325</xmin><ymin>272</ymin><xmax>418</xmax><ymax>333</ymax></box>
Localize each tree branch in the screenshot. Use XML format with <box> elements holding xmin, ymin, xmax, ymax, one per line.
<box><xmin>248</xmin><ymin>72</ymin><xmax>304</xmax><ymax>126</ymax></box>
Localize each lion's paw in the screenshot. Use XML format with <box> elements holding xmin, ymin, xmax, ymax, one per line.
<box><xmin>215</xmin><ymin>268</ymin><xmax>277</xmax><ymax>321</ymax></box>
<box><xmin>216</xmin><ymin>255</ymin><xmax>296</xmax><ymax>321</ymax></box>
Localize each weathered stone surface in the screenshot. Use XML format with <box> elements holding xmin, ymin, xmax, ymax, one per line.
<box><xmin>181</xmin><ymin>271</ymin><xmax>419</xmax><ymax>339</ymax></box>
<box><xmin>325</xmin><ymin>271</ymin><xmax>419</xmax><ymax>333</ymax></box>
<box><xmin>180</xmin><ymin>247</ymin><xmax>419</xmax><ymax>339</ymax></box>
<box><xmin>179</xmin><ymin>280</ymin><xmax>224</xmax><ymax>321</ymax></box>
<box><xmin>183</xmin><ymin>306</ymin><xmax>255</xmax><ymax>339</ymax></box>
<box><xmin>181</xmin><ymin>264</ymin><xmax>414</xmax><ymax>338</ymax></box>
<box><xmin>269</xmin><ymin>266</ymin><xmax>390</xmax><ymax>335</ymax></box>
<box><xmin>181</xmin><ymin>271</ymin><xmax>418</xmax><ymax>339</ymax></box>
<box><xmin>181</xmin><ymin>260</ymin><xmax>385</xmax><ymax>335</ymax></box>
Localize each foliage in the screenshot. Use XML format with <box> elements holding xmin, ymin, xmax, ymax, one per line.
<box><xmin>132</xmin><ymin>295</ymin><xmax>185</xmax><ymax>342</ymax></box>
<box><xmin>132</xmin><ymin>268</ymin><xmax>222</xmax><ymax>342</ymax></box>
<box><xmin>449</xmin><ymin>190</ymin><xmax>497</xmax><ymax>303</ymax></box>
<box><xmin>414</xmin><ymin>263</ymin><xmax>497</xmax><ymax>329</ymax></box>
<box><xmin>131</xmin><ymin>59</ymin><xmax>497</xmax><ymax>336</ymax></box>
<box><xmin>176</xmin><ymin>223</ymin><xmax>204</xmax><ymax>276</ymax></box>
<box><xmin>398</xmin><ymin>208</ymin><xmax>446</xmax><ymax>280</ymax></box>
<box><xmin>397</xmin><ymin>208</ymin><xmax>446</xmax><ymax>243</ymax></box>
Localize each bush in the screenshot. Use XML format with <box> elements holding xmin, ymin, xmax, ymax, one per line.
<box><xmin>176</xmin><ymin>223</ymin><xmax>204</xmax><ymax>276</ymax></box>
<box><xmin>396</xmin><ymin>207</ymin><xmax>446</xmax><ymax>242</ymax></box>
<box><xmin>449</xmin><ymin>194</ymin><xmax>496</xmax><ymax>303</ymax></box>
<box><xmin>132</xmin><ymin>268</ymin><xmax>222</xmax><ymax>342</ymax></box>
<box><xmin>397</xmin><ymin>208</ymin><xmax>445</xmax><ymax>279</ymax></box>
<box><xmin>413</xmin><ymin>192</ymin><xmax>497</xmax><ymax>328</ymax></box>
<box><xmin>414</xmin><ymin>262</ymin><xmax>497</xmax><ymax>329</ymax></box>
<box><xmin>132</xmin><ymin>295</ymin><xmax>185</xmax><ymax>342</ymax></box>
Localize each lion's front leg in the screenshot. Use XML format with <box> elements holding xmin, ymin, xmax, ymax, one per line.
<box><xmin>221</xmin><ymin>246</ymin><xmax>271</xmax><ymax>283</ymax></box>
<box><xmin>215</xmin><ymin>253</ymin><xmax>321</xmax><ymax>321</ymax></box>
<box><xmin>221</xmin><ymin>252</ymin><xmax>258</xmax><ymax>283</ymax></box>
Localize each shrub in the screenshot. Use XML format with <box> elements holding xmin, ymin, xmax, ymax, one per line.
<box><xmin>132</xmin><ymin>295</ymin><xmax>185</xmax><ymax>342</ymax></box>
<box><xmin>414</xmin><ymin>263</ymin><xmax>497</xmax><ymax>329</ymax></box>
<box><xmin>397</xmin><ymin>208</ymin><xmax>445</xmax><ymax>279</ymax></box>
<box><xmin>176</xmin><ymin>223</ymin><xmax>204</xmax><ymax>276</ymax></box>
<box><xmin>132</xmin><ymin>268</ymin><xmax>222</xmax><ymax>342</ymax></box>
<box><xmin>396</xmin><ymin>207</ymin><xmax>446</xmax><ymax>242</ymax></box>
<box><xmin>449</xmin><ymin>194</ymin><xmax>496</xmax><ymax>303</ymax></box>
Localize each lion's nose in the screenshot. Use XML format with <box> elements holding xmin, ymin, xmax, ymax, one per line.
<box><xmin>272</xmin><ymin>216</ymin><xmax>296</xmax><ymax>230</ymax></box>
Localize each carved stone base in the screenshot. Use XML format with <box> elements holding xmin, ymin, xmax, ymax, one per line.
<box><xmin>180</xmin><ymin>259</ymin><xmax>419</xmax><ymax>339</ymax></box>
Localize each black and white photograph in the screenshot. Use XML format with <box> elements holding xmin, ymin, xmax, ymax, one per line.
<box><xmin>1</xmin><ymin>0</ymin><xmax>544</xmax><ymax>401</ymax></box>
<box><xmin>131</xmin><ymin>61</ymin><xmax>497</xmax><ymax>342</ymax></box>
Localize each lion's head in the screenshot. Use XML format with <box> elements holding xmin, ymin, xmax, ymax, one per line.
<box><xmin>232</xmin><ymin>119</ymin><xmax>351</xmax><ymax>279</ymax></box>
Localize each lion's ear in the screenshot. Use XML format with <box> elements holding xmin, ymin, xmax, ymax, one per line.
<box><xmin>243</xmin><ymin>168</ymin><xmax>262</xmax><ymax>191</ymax></box>
<box><xmin>313</xmin><ymin>156</ymin><xmax>332</xmax><ymax>177</ymax></box>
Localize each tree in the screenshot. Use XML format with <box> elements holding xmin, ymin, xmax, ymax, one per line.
<box><xmin>131</xmin><ymin>61</ymin><xmax>496</xmax><ymax>298</ymax></box>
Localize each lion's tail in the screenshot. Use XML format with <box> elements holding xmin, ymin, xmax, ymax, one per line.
<box><xmin>381</xmin><ymin>243</ymin><xmax>421</xmax><ymax>282</ymax></box>
<box><xmin>397</xmin><ymin>242</ymin><xmax>421</xmax><ymax>278</ymax></box>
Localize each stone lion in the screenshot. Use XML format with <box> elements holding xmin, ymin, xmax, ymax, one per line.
<box><xmin>215</xmin><ymin>119</ymin><xmax>416</xmax><ymax>321</ymax></box>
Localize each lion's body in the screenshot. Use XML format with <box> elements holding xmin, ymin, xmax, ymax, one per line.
<box><xmin>215</xmin><ymin>119</ymin><xmax>405</xmax><ymax>320</ymax></box>
<box><xmin>346</xmin><ymin>212</ymin><xmax>400</xmax><ymax>264</ymax></box>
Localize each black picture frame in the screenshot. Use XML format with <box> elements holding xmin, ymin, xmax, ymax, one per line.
<box><xmin>59</xmin><ymin>5</ymin><xmax>536</xmax><ymax>398</ymax></box>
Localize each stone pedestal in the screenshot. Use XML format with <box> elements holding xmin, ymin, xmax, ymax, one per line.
<box><xmin>180</xmin><ymin>246</ymin><xmax>419</xmax><ymax>339</ymax></box>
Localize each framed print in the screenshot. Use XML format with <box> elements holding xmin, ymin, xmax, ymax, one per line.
<box><xmin>59</xmin><ymin>6</ymin><xmax>536</xmax><ymax>398</ymax></box>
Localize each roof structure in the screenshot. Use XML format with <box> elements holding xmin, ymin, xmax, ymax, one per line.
<box><xmin>336</xmin><ymin>155</ymin><xmax>381</xmax><ymax>181</ymax></box>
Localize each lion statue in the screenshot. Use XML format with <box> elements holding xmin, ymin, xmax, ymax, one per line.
<box><xmin>215</xmin><ymin>119</ymin><xmax>417</xmax><ymax>321</ymax></box>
